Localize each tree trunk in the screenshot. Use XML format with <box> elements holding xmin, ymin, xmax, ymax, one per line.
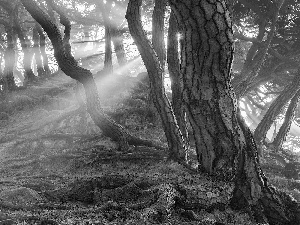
<box><xmin>111</xmin><ymin>28</ymin><xmax>127</xmax><ymax>67</ymax></box>
<box><xmin>167</xmin><ymin>11</ymin><xmax>188</xmax><ymax>141</ymax></box>
<box><xmin>99</xmin><ymin>0</ymin><xmax>113</xmax><ymax>75</ymax></box>
<box><xmin>13</xmin><ymin>8</ymin><xmax>35</xmax><ymax>83</ymax></box>
<box><xmin>21</xmin><ymin>0</ymin><xmax>162</xmax><ymax>151</ymax></box>
<box><xmin>169</xmin><ymin>0</ymin><xmax>300</xmax><ymax>224</ymax></box>
<box><xmin>35</xmin><ymin>23</ymin><xmax>51</xmax><ymax>75</ymax></box>
<box><xmin>232</xmin><ymin>2</ymin><xmax>284</xmax><ymax>99</ymax></box>
<box><xmin>32</xmin><ymin>25</ymin><xmax>45</xmax><ymax>77</ymax></box>
<box><xmin>272</xmin><ymin>89</ymin><xmax>300</xmax><ymax>150</ymax></box>
<box><xmin>254</xmin><ymin>72</ymin><xmax>300</xmax><ymax>144</ymax></box>
<box><xmin>152</xmin><ymin>0</ymin><xmax>167</xmax><ymax>70</ymax></box>
<box><xmin>2</xmin><ymin>22</ymin><xmax>17</xmax><ymax>91</ymax></box>
<box><xmin>126</xmin><ymin>0</ymin><xmax>188</xmax><ymax>161</ymax></box>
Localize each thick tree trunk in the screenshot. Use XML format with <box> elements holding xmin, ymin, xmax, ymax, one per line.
<box><xmin>254</xmin><ymin>72</ymin><xmax>300</xmax><ymax>144</ymax></box>
<box><xmin>21</xmin><ymin>0</ymin><xmax>162</xmax><ymax>151</ymax></box>
<box><xmin>169</xmin><ymin>0</ymin><xmax>300</xmax><ymax>224</ymax></box>
<box><xmin>126</xmin><ymin>0</ymin><xmax>188</xmax><ymax>161</ymax></box>
<box><xmin>13</xmin><ymin>6</ymin><xmax>35</xmax><ymax>83</ymax></box>
<box><xmin>32</xmin><ymin>25</ymin><xmax>45</xmax><ymax>77</ymax></box>
<box><xmin>272</xmin><ymin>89</ymin><xmax>300</xmax><ymax>150</ymax></box>
<box><xmin>111</xmin><ymin>28</ymin><xmax>127</xmax><ymax>67</ymax></box>
<box><xmin>167</xmin><ymin>11</ymin><xmax>188</xmax><ymax>141</ymax></box>
<box><xmin>35</xmin><ymin>23</ymin><xmax>51</xmax><ymax>75</ymax></box>
<box><xmin>152</xmin><ymin>0</ymin><xmax>167</xmax><ymax>70</ymax></box>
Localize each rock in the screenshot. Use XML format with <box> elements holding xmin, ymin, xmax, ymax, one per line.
<box><xmin>0</xmin><ymin>187</ymin><xmax>42</xmax><ymax>206</ymax></box>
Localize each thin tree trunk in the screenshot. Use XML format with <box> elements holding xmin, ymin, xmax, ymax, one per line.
<box><xmin>169</xmin><ymin>1</ymin><xmax>300</xmax><ymax>224</ymax></box>
<box><xmin>32</xmin><ymin>26</ymin><xmax>45</xmax><ymax>77</ymax></box>
<box><xmin>111</xmin><ymin>28</ymin><xmax>127</xmax><ymax>67</ymax></box>
<box><xmin>233</xmin><ymin>2</ymin><xmax>284</xmax><ymax>99</ymax></box>
<box><xmin>126</xmin><ymin>0</ymin><xmax>188</xmax><ymax>161</ymax></box>
<box><xmin>2</xmin><ymin>22</ymin><xmax>16</xmax><ymax>91</ymax></box>
<box><xmin>167</xmin><ymin>10</ymin><xmax>188</xmax><ymax>141</ymax></box>
<box><xmin>35</xmin><ymin>23</ymin><xmax>51</xmax><ymax>75</ymax></box>
<box><xmin>99</xmin><ymin>0</ymin><xmax>113</xmax><ymax>75</ymax></box>
<box><xmin>13</xmin><ymin>6</ymin><xmax>35</xmax><ymax>83</ymax></box>
<box><xmin>21</xmin><ymin>0</ymin><xmax>162</xmax><ymax>151</ymax></box>
<box><xmin>272</xmin><ymin>89</ymin><xmax>300</xmax><ymax>150</ymax></box>
<box><xmin>254</xmin><ymin>72</ymin><xmax>300</xmax><ymax>144</ymax></box>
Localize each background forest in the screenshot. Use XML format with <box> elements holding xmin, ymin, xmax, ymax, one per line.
<box><xmin>0</xmin><ymin>0</ymin><xmax>300</xmax><ymax>224</ymax></box>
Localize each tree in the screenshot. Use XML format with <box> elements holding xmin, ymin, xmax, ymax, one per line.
<box><xmin>32</xmin><ymin>23</ymin><xmax>45</xmax><ymax>77</ymax></box>
<box><xmin>20</xmin><ymin>0</ymin><xmax>162</xmax><ymax>153</ymax></box>
<box><xmin>127</xmin><ymin>0</ymin><xmax>300</xmax><ymax>224</ymax></box>
<box><xmin>254</xmin><ymin>72</ymin><xmax>300</xmax><ymax>144</ymax></box>
<box><xmin>272</xmin><ymin>89</ymin><xmax>300</xmax><ymax>150</ymax></box>
<box><xmin>0</xmin><ymin>19</ymin><xmax>17</xmax><ymax>91</ymax></box>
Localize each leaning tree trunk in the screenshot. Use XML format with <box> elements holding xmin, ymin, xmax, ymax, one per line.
<box><xmin>32</xmin><ymin>25</ymin><xmax>45</xmax><ymax>77</ymax></box>
<box><xmin>35</xmin><ymin>23</ymin><xmax>51</xmax><ymax>75</ymax></box>
<box><xmin>272</xmin><ymin>89</ymin><xmax>300</xmax><ymax>150</ymax></box>
<box><xmin>169</xmin><ymin>0</ymin><xmax>300</xmax><ymax>224</ymax></box>
<box><xmin>167</xmin><ymin>10</ymin><xmax>188</xmax><ymax>142</ymax></box>
<box><xmin>21</xmin><ymin>0</ymin><xmax>163</xmax><ymax>151</ymax></box>
<box><xmin>126</xmin><ymin>0</ymin><xmax>188</xmax><ymax>162</ymax></box>
<box><xmin>254</xmin><ymin>72</ymin><xmax>300</xmax><ymax>144</ymax></box>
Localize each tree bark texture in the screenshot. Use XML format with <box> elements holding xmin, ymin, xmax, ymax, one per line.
<box><xmin>167</xmin><ymin>11</ymin><xmax>188</xmax><ymax>141</ymax></box>
<box><xmin>254</xmin><ymin>72</ymin><xmax>300</xmax><ymax>144</ymax></box>
<box><xmin>169</xmin><ymin>1</ymin><xmax>300</xmax><ymax>224</ymax></box>
<box><xmin>152</xmin><ymin>0</ymin><xmax>167</xmax><ymax>70</ymax></box>
<box><xmin>272</xmin><ymin>89</ymin><xmax>300</xmax><ymax>150</ymax></box>
<box><xmin>126</xmin><ymin>0</ymin><xmax>188</xmax><ymax>161</ymax></box>
<box><xmin>20</xmin><ymin>0</ymin><xmax>162</xmax><ymax>151</ymax></box>
<box><xmin>32</xmin><ymin>25</ymin><xmax>45</xmax><ymax>77</ymax></box>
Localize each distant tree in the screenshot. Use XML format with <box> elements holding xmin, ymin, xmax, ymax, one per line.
<box><xmin>20</xmin><ymin>0</ymin><xmax>162</xmax><ymax>152</ymax></box>
<box><xmin>0</xmin><ymin>19</ymin><xmax>17</xmax><ymax>91</ymax></box>
<box><xmin>32</xmin><ymin>24</ymin><xmax>45</xmax><ymax>77</ymax></box>
<box><xmin>13</xmin><ymin>4</ymin><xmax>36</xmax><ymax>84</ymax></box>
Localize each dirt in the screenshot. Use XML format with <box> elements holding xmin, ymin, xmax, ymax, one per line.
<box><xmin>0</xmin><ymin>71</ymin><xmax>299</xmax><ymax>225</ymax></box>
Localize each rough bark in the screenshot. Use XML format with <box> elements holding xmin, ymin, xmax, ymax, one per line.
<box><xmin>13</xmin><ymin>5</ymin><xmax>36</xmax><ymax>83</ymax></box>
<box><xmin>20</xmin><ymin>0</ymin><xmax>163</xmax><ymax>151</ymax></box>
<box><xmin>254</xmin><ymin>72</ymin><xmax>300</xmax><ymax>144</ymax></box>
<box><xmin>35</xmin><ymin>23</ymin><xmax>51</xmax><ymax>75</ymax></box>
<box><xmin>152</xmin><ymin>0</ymin><xmax>167</xmax><ymax>70</ymax></box>
<box><xmin>169</xmin><ymin>0</ymin><xmax>300</xmax><ymax>224</ymax></box>
<box><xmin>32</xmin><ymin>25</ymin><xmax>45</xmax><ymax>77</ymax></box>
<box><xmin>167</xmin><ymin>11</ymin><xmax>188</xmax><ymax>141</ymax></box>
<box><xmin>126</xmin><ymin>0</ymin><xmax>188</xmax><ymax>161</ymax></box>
<box><xmin>272</xmin><ymin>89</ymin><xmax>300</xmax><ymax>150</ymax></box>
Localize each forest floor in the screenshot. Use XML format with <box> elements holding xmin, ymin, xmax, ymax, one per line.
<box><xmin>0</xmin><ymin>70</ymin><xmax>299</xmax><ymax>225</ymax></box>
